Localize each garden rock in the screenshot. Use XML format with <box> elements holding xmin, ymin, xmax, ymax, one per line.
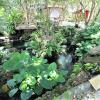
<box><xmin>89</xmin><ymin>45</ymin><xmax>100</xmax><ymax>56</ymax></box>
<box><xmin>83</xmin><ymin>45</ymin><xmax>100</xmax><ymax>63</ymax></box>
<box><xmin>95</xmin><ymin>90</ymin><xmax>100</xmax><ymax>100</ymax></box>
<box><xmin>57</xmin><ymin>82</ymin><xmax>92</xmax><ymax>100</ymax></box>
<box><xmin>57</xmin><ymin>82</ymin><xmax>100</xmax><ymax>100</ymax></box>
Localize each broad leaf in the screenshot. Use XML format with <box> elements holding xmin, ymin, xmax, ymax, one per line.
<box><xmin>60</xmin><ymin>70</ymin><xmax>68</xmax><ymax>76</ymax></box>
<box><xmin>21</xmin><ymin>90</ymin><xmax>33</xmax><ymax>100</ymax></box>
<box><xmin>19</xmin><ymin>81</ymin><xmax>28</xmax><ymax>91</ymax></box>
<box><xmin>34</xmin><ymin>85</ymin><xmax>43</xmax><ymax>95</ymax></box>
<box><xmin>3</xmin><ymin>52</ymin><xmax>21</xmax><ymax>71</ymax></box>
<box><xmin>9</xmin><ymin>88</ymin><xmax>18</xmax><ymax>97</ymax></box>
<box><xmin>3</xmin><ymin>52</ymin><xmax>30</xmax><ymax>71</ymax></box>
<box><xmin>56</xmin><ymin>75</ymin><xmax>65</xmax><ymax>83</ymax></box>
<box><xmin>25</xmin><ymin>76</ymin><xmax>36</xmax><ymax>86</ymax></box>
<box><xmin>13</xmin><ymin>74</ymin><xmax>24</xmax><ymax>83</ymax></box>
<box><xmin>48</xmin><ymin>62</ymin><xmax>57</xmax><ymax>71</ymax></box>
<box><xmin>40</xmin><ymin>78</ymin><xmax>53</xmax><ymax>89</ymax></box>
<box><xmin>7</xmin><ymin>79</ymin><xmax>16</xmax><ymax>88</ymax></box>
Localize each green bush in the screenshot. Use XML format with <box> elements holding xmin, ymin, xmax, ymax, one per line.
<box><xmin>83</xmin><ymin>63</ymin><xmax>100</xmax><ymax>72</ymax></box>
<box><xmin>70</xmin><ymin>63</ymin><xmax>82</xmax><ymax>81</ymax></box>
<box><xmin>3</xmin><ymin>51</ymin><xmax>67</xmax><ymax>100</ymax></box>
<box><xmin>25</xmin><ymin>28</ymin><xmax>65</xmax><ymax>57</ymax></box>
<box><xmin>0</xmin><ymin>8</ymin><xmax>23</xmax><ymax>34</ymax></box>
<box><xmin>75</xmin><ymin>24</ymin><xmax>100</xmax><ymax>59</ymax></box>
<box><xmin>7</xmin><ymin>10</ymin><xmax>23</xmax><ymax>33</ymax></box>
<box><xmin>0</xmin><ymin>47</ymin><xmax>11</xmax><ymax>63</ymax></box>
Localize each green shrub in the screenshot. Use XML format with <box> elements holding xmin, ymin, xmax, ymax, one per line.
<box><xmin>83</xmin><ymin>63</ymin><xmax>100</xmax><ymax>72</ymax></box>
<box><xmin>7</xmin><ymin>10</ymin><xmax>23</xmax><ymax>33</ymax></box>
<box><xmin>70</xmin><ymin>63</ymin><xmax>82</xmax><ymax>81</ymax></box>
<box><xmin>3</xmin><ymin>51</ymin><xmax>67</xmax><ymax>100</ymax></box>
<box><xmin>75</xmin><ymin>24</ymin><xmax>100</xmax><ymax>59</ymax></box>
<box><xmin>25</xmin><ymin>28</ymin><xmax>65</xmax><ymax>57</ymax></box>
<box><xmin>0</xmin><ymin>47</ymin><xmax>11</xmax><ymax>63</ymax></box>
<box><xmin>0</xmin><ymin>8</ymin><xmax>23</xmax><ymax>34</ymax></box>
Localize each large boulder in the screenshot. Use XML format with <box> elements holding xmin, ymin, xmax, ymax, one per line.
<box><xmin>83</xmin><ymin>45</ymin><xmax>100</xmax><ymax>63</ymax></box>
<box><xmin>89</xmin><ymin>45</ymin><xmax>100</xmax><ymax>56</ymax></box>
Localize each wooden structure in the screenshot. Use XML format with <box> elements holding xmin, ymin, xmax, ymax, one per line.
<box><xmin>47</xmin><ymin>5</ymin><xmax>65</xmax><ymax>23</ymax></box>
<box><xmin>15</xmin><ymin>3</ymin><xmax>89</xmax><ymax>30</ymax></box>
<box><xmin>15</xmin><ymin>4</ymin><xmax>37</xmax><ymax>30</ymax></box>
<box><xmin>15</xmin><ymin>4</ymin><xmax>66</xmax><ymax>30</ymax></box>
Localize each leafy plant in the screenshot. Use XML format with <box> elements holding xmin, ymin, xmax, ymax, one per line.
<box><xmin>0</xmin><ymin>4</ymin><xmax>23</xmax><ymax>34</ymax></box>
<box><xmin>83</xmin><ymin>63</ymin><xmax>100</xmax><ymax>73</ymax></box>
<box><xmin>3</xmin><ymin>51</ymin><xmax>67</xmax><ymax>100</ymax></box>
<box><xmin>25</xmin><ymin>27</ymin><xmax>65</xmax><ymax>57</ymax></box>
<box><xmin>70</xmin><ymin>63</ymin><xmax>82</xmax><ymax>81</ymax></box>
<box><xmin>75</xmin><ymin>24</ymin><xmax>100</xmax><ymax>59</ymax></box>
<box><xmin>0</xmin><ymin>47</ymin><xmax>11</xmax><ymax>64</ymax></box>
<box><xmin>6</xmin><ymin>9</ymin><xmax>23</xmax><ymax>33</ymax></box>
<box><xmin>0</xmin><ymin>7</ymin><xmax>8</xmax><ymax>33</ymax></box>
<box><xmin>75</xmin><ymin>41</ymin><xmax>94</xmax><ymax>57</ymax></box>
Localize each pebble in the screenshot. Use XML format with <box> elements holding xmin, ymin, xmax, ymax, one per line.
<box><xmin>95</xmin><ymin>90</ymin><xmax>100</xmax><ymax>100</ymax></box>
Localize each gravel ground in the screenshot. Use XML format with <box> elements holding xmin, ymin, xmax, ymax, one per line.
<box><xmin>57</xmin><ymin>82</ymin><xmax>100</xmax><ymax>100</ymax></box>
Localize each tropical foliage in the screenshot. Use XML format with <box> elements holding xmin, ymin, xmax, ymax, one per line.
<box><xmin>3</xmin><ymin>51</ymin><xmax>67</xmax><ymax>100</ymax></box>
<box><xmin>0</xmin><ymin>0</ymin><xmax>100</xmax><ymax>100</ymax></box>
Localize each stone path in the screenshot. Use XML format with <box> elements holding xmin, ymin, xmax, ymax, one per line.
<box><xmin>57</xmin><ymin>82</ymin><xmax>100</xmax><ymax>100</ymax></box>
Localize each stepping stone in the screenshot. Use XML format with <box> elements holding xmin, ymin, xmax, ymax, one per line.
<box><xmin>95</xmin><ymin>90</ymin><xmax>100</xmax><ymax>100</ymax></box>
<box><xmin>57</xmin><ymin>82</ymin><xmax>92</xmax><ymax>100</ymax></box>
<box><xmin>57</xmin><ymin>81</ymin><xmax>100</xmax><ymax>100</ymax></box>
<box><xmin>89</xmin><ymin>75</ymin><xmax>100</xmax><ymax>90</ymax></box>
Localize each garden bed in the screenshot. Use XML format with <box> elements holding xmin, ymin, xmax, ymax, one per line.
<box><xmin>0</xmin><ymin>1</ymin><xmax>100</xmax><ymax>99</ymax></box>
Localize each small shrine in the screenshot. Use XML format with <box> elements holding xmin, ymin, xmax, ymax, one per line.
<box><xmin>47</xmin><ymin>5</ymin><xmax>65</xmax><ymax>23</ymax></box>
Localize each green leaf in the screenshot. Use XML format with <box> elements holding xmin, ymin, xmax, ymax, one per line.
<box><xmin>49</xmin><ymin>70</ymin><xmax>58</xmax><ymax>78</ymax></box>
<box><xmin>40</xmin><ymin>78</ymin><xmax>53</xmax><ymax>89</ymax></box>
<box><xmin>3</xmin><ymin>52</ymin><xmax>30</xmax><ymax>71</ymax></box>
<box><xmin>73</xmin><ymin>64</ymin><xmax>81</xmax><ymax>73</ymax></box>
<box><xmin>7</xmin><ymin>79</ymin><xmax>16</xmax><ymax>88</ymax></box>
<box><xmin>20</xmin><ymin>51</ymin><xmax>30</xmax><ymax>65</ymax></box>
<box><xmin>34</xmin><ymin>85</ymin><xmax>43</xmax><ymax>95</ymax></box>
<box><xmin>19</xmin><ymin>81</ymin><xmax>28</xmax><ymax>91</ymax></box>
<box><xmin>48</xmin><ymin>62</ymin><xmax>57</xmax><ymax>71</ymax></box>
<box><xmin>21</xmin><ymin>90</ymin><xmax>33</xmax><ymax>100</ymax></box>
<box><xmin>56</xmin><ymin>75</ymin><xmax>65</xmax><ymax>83</ymax></box>
<box><xmin>13</xmin><ymin>74</ymin><xmax>24</xmax><ymax>83</ymax></box>
<box><xmin>9</xmin><ymin>88</ymin><xmax>18</xmax><ymax>97</ymax></box>
<box><xmin>60</xmin><ymin>70</ymin><xmax>68</xmax><ymax>76</ymax></box>
<box><xmin>3</xmin><ymin>52</ymin><xmax>21</xmax><ymax>71</ymax></box>
<box><xmin>32</xmin><ymin>57</ymin><xmax>47</xmax><ymax>66</ymax></box>
<box><xmin>25</xmin><ymin>76</ymin><xmax>36</xmax><ymax>86</ymax></box>
<box><xmin>20</xmin><ymin>70</ymin><xmax>28</xmax><ymax>78</ymax></box>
